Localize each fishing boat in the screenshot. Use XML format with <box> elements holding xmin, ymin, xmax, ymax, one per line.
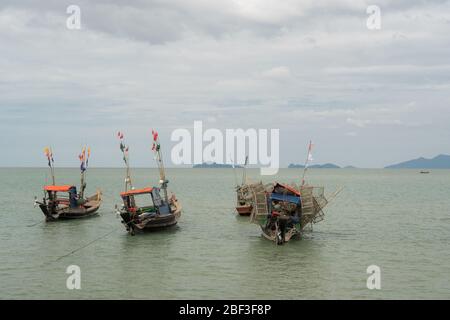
<box><xmin>248</xmin><ymin>141</ymin><xmax>340</xmax><ymax>244</ymax></box>
<box><xmin>249</xmin><ymin>182</ymin><xmax>331</xmax><ymax>244</ymax></box>
<box><xmin>235</xmin><ymin>156</ymin><xmax>253</xmax><ymax>216</ymax></box>
<box><xmin>35</xmin><ymin>146</ymin><xmax>102</xmax><ymax>221</ymax></box>
<box><xmin>115</xmin><ymin>131</ymin><xmax>182</xmax><ymax>235</ymax></box>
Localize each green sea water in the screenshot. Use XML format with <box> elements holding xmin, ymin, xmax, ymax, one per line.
<box><xmin>0</xmin><ymin>168</ymin><xmax>449</xmax><ymax>299</ymax></box>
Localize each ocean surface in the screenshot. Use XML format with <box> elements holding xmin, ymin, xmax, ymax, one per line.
<box><xmin>0</xmin><ymin>168</ymin><xmax>449</xmax><ymax>299</ymax></box>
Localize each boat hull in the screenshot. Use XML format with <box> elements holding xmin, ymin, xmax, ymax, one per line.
<box><xmin>260</xmin><ymin>225</ymin><xmax>300</xmax><ymax>244</ymax></box>
<box><xmin>39</xmin><ymin>192</ymin><xmax>102</xmax><ymax>221</ymax></box>
<box><xmin>138</xmin><ymin>213</ymin><xmax>179</xmax><ymax>230</ymax></box>
<box><xmin>120</xmin><ymin>199</ymin><xmax>182</xmax><ymax>235</ymax></box>
<box><xmin>236</xmin><ymin>205</ymin><xmax>252</xmax><ymax>216</ymax></box>
<box><xmin>40</xmin><ymin>205</ymin><xmax>100</xmax><ymax>221</ymax></box>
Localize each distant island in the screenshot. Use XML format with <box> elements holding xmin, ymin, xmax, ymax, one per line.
<box><xmin>385</xmin><ymin>154</ymin><xmax>450</xmax><ymax>169</ymax></box>
<box><xmin>193</xmin><ymin>162</ymin><xmax>242</xmax><ymax>168</ymax></box>
<box><xmin>191</xmin><ymin>155</ymin><xmax>450</xmax><ymax>169</ymax></box>
<box><xmin>288</xmin><ymin>163</ymin><xmax>341</xmax><ymax>169</ymax></box>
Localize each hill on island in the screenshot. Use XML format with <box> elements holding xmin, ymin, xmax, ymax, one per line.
<box><xmin>288</xmin><ymin>163</ymin><xmax>340</xmax><ymax>169</ymax></box>
<box><xmin>193</xmin><ymin>162</ymin><xmax>242</xmax><ymax>168</ymax></box>
<box><xmin>385</xmin><ymin>154</ymin><xmax>450</xmax><ymax>169</ymax></box>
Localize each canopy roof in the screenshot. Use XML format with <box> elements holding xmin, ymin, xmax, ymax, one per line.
<box><xmin>44</xmin><ymin>185</ymin><xmax>74</xmax><ymax>192</ymax></box>
<box><xmin>120</xmin><ymin>187</ymin><xmax>153</xmax><ymax>197</ymax></box>
<box><xmin>273</xmin><ymin>183</ymin><xmax>301</xmax><ymax>196</ymax></box>
<box><xmin>270</xmin><ymin>193</ymin><xmax>301</xmax><ymax>204</ymax></box>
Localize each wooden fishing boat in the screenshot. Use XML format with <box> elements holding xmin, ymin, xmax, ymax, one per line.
<box><xmin>236</xmin><ymin>184</ymin><xmax>253</xmax><ymax>216</ymax></box>
<box><xmin>234</xmin><ymin>156</ymin><xmax>253</xmax><ymax>216</ymax></box>
<box><xmin>249</xmin><ymin>182</ymin><xmax>329</xmax><ymax>244</ymax></box>
<box><xmin>236</xmin><ymin>204</ymin><xmax>252</xmax><ymax>216</ymax></box>
<box><xmin>248</xmin><ymin>141</ymin><xmax>340</xmax><ymax>244</ymax></box>
<box><xmin>118</xmin><ymin>187</ymin><xmax>181</xmax><ymax>235</ymax></box>
<box><xmin>35</xmin><ymin>146</ymin><xmax>102</xmax><ymax>221</ymax></box>
<box><xmin>36</xmin><ymin>185</ymin><xmax>102</xmax><ymax>221</ymax></box>
<box><xmin>115</xmin><ymin>131</ymin><xmax>182</xmax><ymax>235</ymax></box>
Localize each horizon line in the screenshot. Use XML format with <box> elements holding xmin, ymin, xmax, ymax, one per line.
<box><xmin>1</xmin><ymin>167</ymin><xmax>448</xmax><ymax>170</ymax></box>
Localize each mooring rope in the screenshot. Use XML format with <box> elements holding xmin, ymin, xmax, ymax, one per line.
<box><xmin>54</xmin><ymin>227</ymin><xmax>119</xmax><ymax>262</ymax></box>
<box><xmin>27</xmin><ymin>221</ymin><xmax>44</xmax><ymax>227</ymax></box>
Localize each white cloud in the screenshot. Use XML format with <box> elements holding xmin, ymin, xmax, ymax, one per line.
<box><xmin>261</xmin><ymin>66</ymin><xmax>291</xmax><ymax>80</ymax></box>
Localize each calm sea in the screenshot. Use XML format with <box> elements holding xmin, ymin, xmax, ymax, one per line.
<box><xmin>0</xmin><ymin>168</ymin><xmax>449</xmax><ymax>299</ymax></box>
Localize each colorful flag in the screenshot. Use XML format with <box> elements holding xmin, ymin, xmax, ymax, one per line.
<box><xmin>86</xmin><ymin>147</ymin><xmax>91</xmax><ymax>167</ymax></box>
<box><xmin>44</xmin><ymin>147</ymin><xmax>53</xmax><ymax>167</ymax></box>
<box><xmin>79</xmin><ymin>147</ymin><xmax>87</xmax><ymax>172</ymax></box>
<box><xmin>152</xmin><ymin>130</ymin><xmax>158</xmax><ymax>142</ymax></box>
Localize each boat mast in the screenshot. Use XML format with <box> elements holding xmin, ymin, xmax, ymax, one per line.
<box><xmin>242</xmin><ymin>155</ymin><xmax>249</xmax><ymax>185</ymax></box>
<box><xmin>79</xmin><ymin>145</ymin><xmax>90</xmax><ymax>199</ymax></box>
<box><xmin>80</xmin><ymin>146</ymin><xmax>85</xmax><ymax>199</ymax></box>
<box><xmin>152</xmin><ymin>130</ymin><xmax>169</xmax><ymax>203</ymax></box>
<box><xmin>229</xmin><ymin>155</ymin><xmax>238</xmax><ymax>187</ymax></box>
<box><xmin>301</xmin><ymin>140</ymin><xmax>313</xmax><ymax>186</ymax></box>
<box><xmin>44</xmin><ymin>147</ymin><xmax>56</xmax><ymax>185</ymax></box>
<box><xmin>118</xmin><ymin>132</ymin><xmax>133</xmax><ymax>191</ymax></box>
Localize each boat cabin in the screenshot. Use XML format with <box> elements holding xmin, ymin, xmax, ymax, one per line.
<box><xmin>120</xmin><ymin>187</ymin><xmax>171</xmax><ymax>217</ymax></box>
<box><xmin>270</xmin><ymin>183</ymin><xmax>301</xmax><ymax>205</ymax></box>
<box><xmin>43</xmin><ymin>185</ymin><xmax>80</xmax><ymax>208</ymax></box>
<box><xmin>268</xmin><ymin>183</ymin><xmax>302</xmax><ymax>222</ymax></box>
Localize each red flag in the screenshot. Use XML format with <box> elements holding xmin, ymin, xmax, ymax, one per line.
<box><xmin>152</xmin><ymin>130</ymin><xmax>158</xmax><ymax>142</ymax></box>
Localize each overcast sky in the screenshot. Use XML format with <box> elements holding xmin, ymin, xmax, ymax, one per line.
<box><xmin>1</xmin><ymin>0</ymin><xmax>449</xmax><ymax>168</ymax></box>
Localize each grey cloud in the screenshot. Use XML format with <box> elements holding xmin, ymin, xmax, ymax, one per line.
<box><xmin>0</xmin><ymin>1</ymin><xmax>450</xmax><ymax>167</ymax></box>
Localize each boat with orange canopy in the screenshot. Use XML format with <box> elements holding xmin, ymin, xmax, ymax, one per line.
<box><xmin>115</xmin><ymin>131</ymin><xmax>181</xmax><ymax>235</ymax></box>
<box><xmin>34</xmin><ymin>146</ymin><xmax>102</xmax><ymax>221</ymax></box>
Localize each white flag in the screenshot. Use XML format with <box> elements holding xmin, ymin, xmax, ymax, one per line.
<box><xmin>307</xmin><ymin>141</ymin><xmax>314</xmax><ymax>163</ymax></box>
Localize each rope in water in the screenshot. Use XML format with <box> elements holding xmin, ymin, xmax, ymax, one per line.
<box><xmin>54</xmin><ymin>227</ymin><xmax>119</xmax><ymax>262</ymax></box>
<box><xmin>27</xmin><ymin>221</ymin><xmax>44</xmax><ymax>227</ymax></box>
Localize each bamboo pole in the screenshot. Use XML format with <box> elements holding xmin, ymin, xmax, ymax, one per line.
<box><xmin>124</xmin><ymin>150</ymin><xmax>133</xmax><ymax>191</ymax></box>
<box><xmin>301</xmin><ymin>141</ymin><xmax>312</xmax><ymax>186</ymax></box>
<box><xmin>80</xmin><ymin>145</ymin><xmax>86</xmax><ymax>199</ymax></box>
<box><xmin>229</xmin><ymin>155</ymin><xmax>238</xmax><ymax>187</ymax></box>
<box><xmin>242</xmin><ymin>155</ymin><xmax>248</xmax><ymax>185</ymax></box>
<box><xmin>154</xmin><ymin>136</ymin><xmax>168</xmax><ymax>203</ymax></box>
<box><xmin>119</xmin><ymin>134</ymin><xmax>133</xmax><ymax>192</ymax></box>
<box><xmin>50</xmin><ymin>147</ymin><xmax>55</xmax><ymax>185</ymax></box>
